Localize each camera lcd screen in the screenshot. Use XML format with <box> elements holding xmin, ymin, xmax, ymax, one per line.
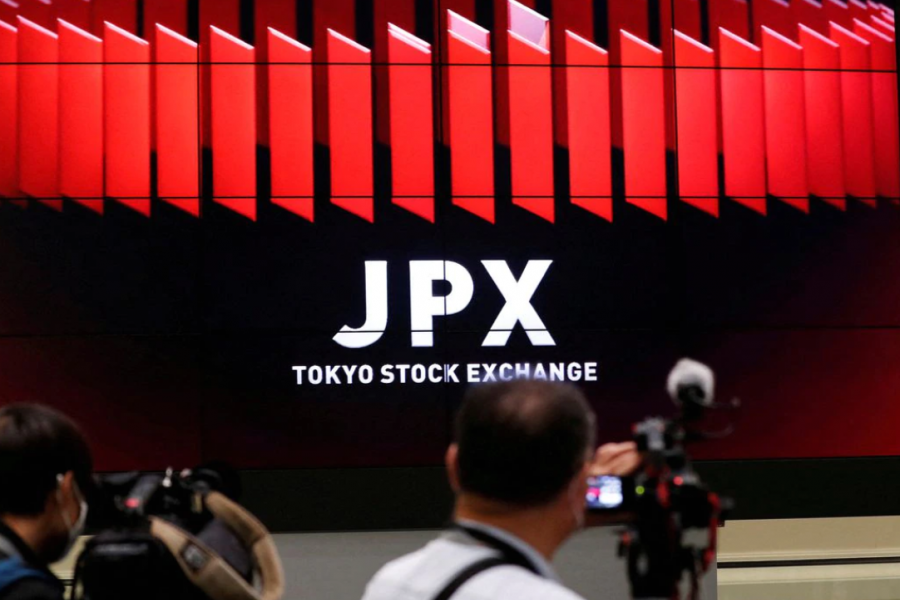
<box><xmin>586</xmin><ymin>476</ymin><xmax>625</xmax><ymax>510</ymax></box>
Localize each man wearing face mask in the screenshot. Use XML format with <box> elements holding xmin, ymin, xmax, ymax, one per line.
<box><xmin>361</xmin><ymin>380</ymin><xmax>640</xmax><ymax>600</ymax></box>
<box><xmin>0</xmin><ymin>404</ymin><xmax>92</xmax><ymax>600</ymax></box>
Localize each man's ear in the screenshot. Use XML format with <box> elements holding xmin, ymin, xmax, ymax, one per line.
<box><xmin>445</xmin><ymin>444</ymin><xmax>461</xmax><ymax>493</ymax></box>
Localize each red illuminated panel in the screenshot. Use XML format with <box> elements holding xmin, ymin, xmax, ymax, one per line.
<box><xmin>848</xmin><ymin>0</ymin><xmax>870</xmax><ymax>21</ymax></box>
<box><xmin>446</xmin><ymin>11</ymin><xmax>494</xmax><ymax>223</ymax></box>
<box><xmin>375</xmin><ymin>0</ymin><xmax>415</xmax><ymax>146</ymax></box>
<box><xmin>17</xmin><ymin>17</ymin><xmax>59</xmax><ymax>208</ymax></box>
<box><xmin>831</xmin><ymin>22</ymin><xmax>877</xmax><ymax>204</ymax></box>
<box><xmin>57</xmin><ymin>0</ymin><xmax>92</xmax><ymax>31</ymax></box>
<box><xmin>870</xmin><ymin>15</ymin><xmax>895</xmax><ymax>36</ymax></box>
<box><xmin>255</xmin><ymin>0</ymin><xmax>297</xmax><ymax>147</ymax></box>
<box><xmin>144</xmin><ymin>0</ymin><xmax>188</xmax><ymax>36</ymax></box>
<box><xmin>565</xmin><ymin>31</ymin><xmax>611</xmax><ymax>222</ymax></box>
<box><xmin>200</xmin><ymin>0</ymin><xmax>240</xmax><ymax>148</ymax></box>
<box><xmin>710</xmin><ymin>0</ymin><xmax>750</xmax><ymax>49</ymax></box>
<box><xmin>609</xmin><ymin>0</ymin><xmax>648</xmax><ymax>148</ymax></box>
<box><xmin>494</xmin><ymin>0</ymin><xmax>538</xmax><ymax>148</ymax></box>
<box><xmin>20</xmin><ymin>0</ymin><xmax>55</xmax><ymax>30</ymax></box>
<box><xmin>621</xmin><ymin>31</ymin><xmax>666</xmax><ymax>220</ymax></box>
<box><xmin>104</xmin><ymin>23</ymin><xmax>150</xmax><ymax>216</ymax></box>
<box><xmin>0</xmin><ymin>2</ymin><xmax>17</xmax><ymax>25</ymax></box>
<box><xmin>674</xmin><ymin>31</ymin><xmax>718</xmax><ymax>217</ymax></box>
<box><xmin>437</xmin><ymin>0</ymin><xmax>476</xmax><ymax>144</ymax></box>
<box><xmin>59</xmin><ymin>20</ymin><xmax>103</xmax><ymax>214</ymax></box>
<box><xmin>719</xmin><ymin>28</ymin><xmax>766</xmax><ymax>215</ymax></box>
<box><xmin>508</xmin><ymin>2</ymin><xmax>554</xmax><ymax>222</ymax></box>
<box><xmin>92</xmin><ymin>0</ymin><xmax>138</xmax><ymax>35</ymax></box>
<box><xmin>675</xmin><ymin>0</ymin><xmax>702</xmax><ymax>40</ymax></box>
<box><xmin>854</xmin><ymin>19</ymin><xmax>899</xmax><ymax>199</ymax></box>
<box><xmin>753</xmin><ymin>0</ymin><xmax>795</xmax><ymax>41</ymax></box>
<box><xmin>268</xmin><ymin>27</ymin><xmax>313</xmax><ymax>222</ymax></box>
<box><xmin>793</xmin><ymin>0</ymin><xmax>828</xmax><ymax>34</ymax></box>
<box><xmin>762</xmin><ymin>27</ymin><xmax>808</xmax><ymax>212</ymax></box>
<box><xmin>824</xmin><ymin>0</ymin><xmax>853</xmax><ymax>29</ymax></box>
<box><xmin>327</xmin><ymin>29</ymin><xmax>373</xmax><ymax>222</ymax></box>
<box><xmin>799</xmin><ymin>25</ymin><xmax>846</xmax><ymax>209</ymax></box>
<box><xmin>314</xmin><ymin>0</ymin><xmax>355</xmax><ymax>146</ymax></box>
<box><xmin>156</xmin><ymin>24</ymin><xmax>199</xmax><ymax>217</ymax></box>
<box><xmin>0</xmin><ymin>20</ymin><xmax>17</xmax><ymax>199</ymax></box>
<box><xmin>550</xmin><ymin>0</ymin><xmax>593</xmax><ymax>148</ymax></box>
<box><xmin>388</xmin><ymin>25</ymin><xmax>434</xmax><ymax>223</ymax></box>
<box><xmin>210</xmin><ymin>26</ymin><xmax>257</xmax><ymax>220</ymax></box>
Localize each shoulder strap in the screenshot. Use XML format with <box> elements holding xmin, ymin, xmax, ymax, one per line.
<box><xmin>0</xmin><ymin>558</ymin><xmax>53</xmax><ymax>594</ymax></box>
<box><xmin>432</xmin><ymin>556</ymin><xmax>510</xmax><ymax>600</ymax></box>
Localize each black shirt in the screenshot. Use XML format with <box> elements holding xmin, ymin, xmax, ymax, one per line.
<box><xmin>0</xmin><ymin>522</ymin><xmax>64</xmax><ymax>600</ymax></box>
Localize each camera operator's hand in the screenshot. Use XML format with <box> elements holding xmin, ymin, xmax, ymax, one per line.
<box><xmin>590</xmin><ymin>442</ymin><xmax>641</xmax><ymax>477</ymax></box>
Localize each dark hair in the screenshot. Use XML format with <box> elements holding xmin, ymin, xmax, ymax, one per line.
<box><xmin>454</xmin><ymin>381</ymin><xmax>596</xmax><ymax>507</ymax></box>
<box><xmin>0</xmin><ymin>403</ymin><xmax>93</xmax><ymax>515</ymax></box>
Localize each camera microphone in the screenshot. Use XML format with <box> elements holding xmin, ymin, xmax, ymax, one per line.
<box><xmin>666</xmin><ymin>358</ymin><xmax>715</xmax><ymax>408</ymax></box>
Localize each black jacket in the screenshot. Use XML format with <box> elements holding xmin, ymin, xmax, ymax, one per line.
<box><xmin>0</xmin><ymin>523</ymin><xmax>64</xmax><ymax>600</ymax></box>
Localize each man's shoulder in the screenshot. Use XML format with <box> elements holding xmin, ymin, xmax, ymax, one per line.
<box><xmin>362</xmin><ymin>539</ymin><xmax>586</xmax><ymax>600</ymax></box>
<box><xmin>0</xmin><ymin>576</ymin><xmax>63</xmax><ymax>600</ymax></box>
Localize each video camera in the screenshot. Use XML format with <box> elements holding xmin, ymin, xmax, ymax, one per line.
<box><xmin>75</xmin><ymin>465</ymin><xmax>284</xmax><ymax>600</ymax></box>
<box><xmin>587</xmin><ymin>359</ymin><xmax>738</xmax><ymax>600</ymax></box>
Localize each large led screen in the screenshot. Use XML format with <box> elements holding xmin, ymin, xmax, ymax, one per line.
<box><xmin>0</xmin><ymin>0</ymin><xmax>898</xmax><ymax>472</ymax></box>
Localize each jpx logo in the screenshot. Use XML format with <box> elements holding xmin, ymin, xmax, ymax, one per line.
<box><xmin>333</xmin><ymin>261</ymin><xmax>555</xmax><ymax>349</ymax></box>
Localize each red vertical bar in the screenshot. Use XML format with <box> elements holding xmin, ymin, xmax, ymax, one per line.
<box><xmin>551</xmin><ymin>0</ymin><xmax>593</xmax><ymax>148</ymax></box>
<box><xmin>314</xmin><ymin>0</ymin><xmax>355</xmax><ymax>146</ymax></box>
<box><xmin>621</xmin><ymin>31</ymin><xmax>666</xmax><ymax>220</ymax></box>
<box><xmin>848</xmin><ymin>0</ymin><xmax>870</xmax><ymax>22</ymax></box>
<box><xmin>388</xmin><ymin>25</ymin><xmax>434</xmax><ymax>222</ymax></box>
<box><xmin>437</xmin><ymin>0</ymin><xmax>475</xmax><ymax>144</ymax></box>
<box><xmin>854</xmin><ymin>19</ymin><xmax>899</xmax><ymax>199</ymax></box>
<box><xmin>156</xmin><ymin>24</ymin><xmax>199</xmax><ymax>217</ymax></box>
<box><xmin>327</xmin><ymin>29</ymin><xmax>373</xmax><ymax>222</ymax></box>
<box><xmin>92</xmin><ymin>0</ymin><xmax>138</xmax><ymax>35</ymax></box>
<box><xmin>507</xmin><ymin>3</ymin><xmax>553</xmax><ymax>222</ymax></box>
<box><xmin>799</xmin><ymin>25</ymin><xmax>846</xmax><ymax>209</ymax></box>
<box><xmin>59</xmin><ymin>20</ymin><xmax>103</xmax><ymax>214</ymax></box>
<box><xmin>255</xmin><ymin>0</ymin><xmax>297</xmax><ymax>147</ymax></box>
<box><xmin>200</xmin><ymin>0</ymin><xmax>240</xmax><ymax>148</ymax></box>
<box><xmin>104</xmin><ymin>23</ymin><xmax>150</xmax><ymax>215</ymax></box>
<box><xmin>210</xmin><ymin>26</ymin><xmax>257</xmax><ymax>220</ymax></box>
<box><xmin>566</xmin><ymin>31</ymin><xmax>611</xmax><ymax>221</ymax></box>
<box><xmin>793</xmin><ymin>0</ymin><xmax>828</xmax><ymax>34</ymax></box>
<box><xmin>375</xmin><ymin>0</ymin><xmax>415</xmax><ymax>146</ymax></box>
<box><xmin>674</xmin><ymin>31</ymin><xmax>718</xmax><ymax>217</ymax></box>
<box><xmin>753</xmin><ymin>0</ymin><xmax>795</xmax><ymax>41</ymax></box>
<box><xmin>17</xmin><ymin>17</ymin><xmax>59</xmax><ymax>208</ymax></box>
<box><xmin>268</xmin><ymin>27</ymin><xmax>313</xmax><ymax>222</ymax></box>
<box><xmin>20</xmin><ymin>0</ymin><xmax>55</xmax><ymax>30</ymax></box>
<box><xmin>831</xmin><ymin>22</ymin><xmax>877</xmax><ymax>204</ymax></box>
<box><xmin>719</xmin><ymin>28</ymin><xmax>766</xmax><ymax>214</ymax></box>
<box><xmin>675</xmin><ymin>0</ymin><xmax>702</xmax><ymax>40</ymax></box>
<box><xmin>0</xmin><ymin>20</ymin><xmax>17</xmax><ymax>199</ymax></box>
<box><xmin>609</xmin><ymin>0</ymin><xmax>648</xmax><ymax>148</ymax></box>
<box><xmin>762</xmin><ymin>27</ymin><xmax>808</xmax><ymax>212</ymax></box>
<box><xmin>447</xmin><ymin>11</ymin><xmax>494</xmax><ymax>223</ymax></box>
<box><xmin>710</xmin><ymin>0</ymin><xmax>750</xmax><ymax>50</ymax></box>
<box><xmin>494</xmin><ymin>0</ymin><xmax>538</xmax><ymax>149</ymax></box>
<box><xmin>57</xmin><ymin>0</ymin><xmax>92</xmax><ymax>31</ymax></box>
<box><xmin>0</xmin><ymin>3</ymin><xmax>18</xmax><ymax>25</ymax></box>
<box><xmin>144</xmin><ymin>0</ymin><xmax>188</xmax><ymax>36</ymax></box>
<box><xmin>824</xmin><ymin>0</ymin><xmax>853</xmax><ymax>29</ymax></box>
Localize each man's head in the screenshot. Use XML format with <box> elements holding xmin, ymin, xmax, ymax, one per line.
<box><xmin>446</xmin><ymin>381</ymin><xmax>596</xmax><ymax>540</ymax></box>
<box><xmin>0</xmin><ymin>403</ymin><xmax>92</xmax><ymax>563</ymax></box>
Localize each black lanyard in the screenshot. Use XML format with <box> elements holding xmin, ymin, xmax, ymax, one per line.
<box><xmin>432</xmin><ymin>524</ymin><xmax>543</xmax><ymax>600</ymax></box>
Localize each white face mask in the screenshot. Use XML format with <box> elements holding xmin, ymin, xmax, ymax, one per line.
<box><xmin>56</xmin><ymin>474</ymin><xmax>88</xmax><ymax>559</ymax></box>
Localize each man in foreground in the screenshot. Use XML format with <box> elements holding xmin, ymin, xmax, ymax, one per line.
<box><xmin>362</xmin><ymin>380</ymin><xmax>639</xmax><ymax>600</ymax></box>
<box><xmin>0</xmin><ymin>404</ymin><xmax>92</xmax><ymax>600</ymax></box>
